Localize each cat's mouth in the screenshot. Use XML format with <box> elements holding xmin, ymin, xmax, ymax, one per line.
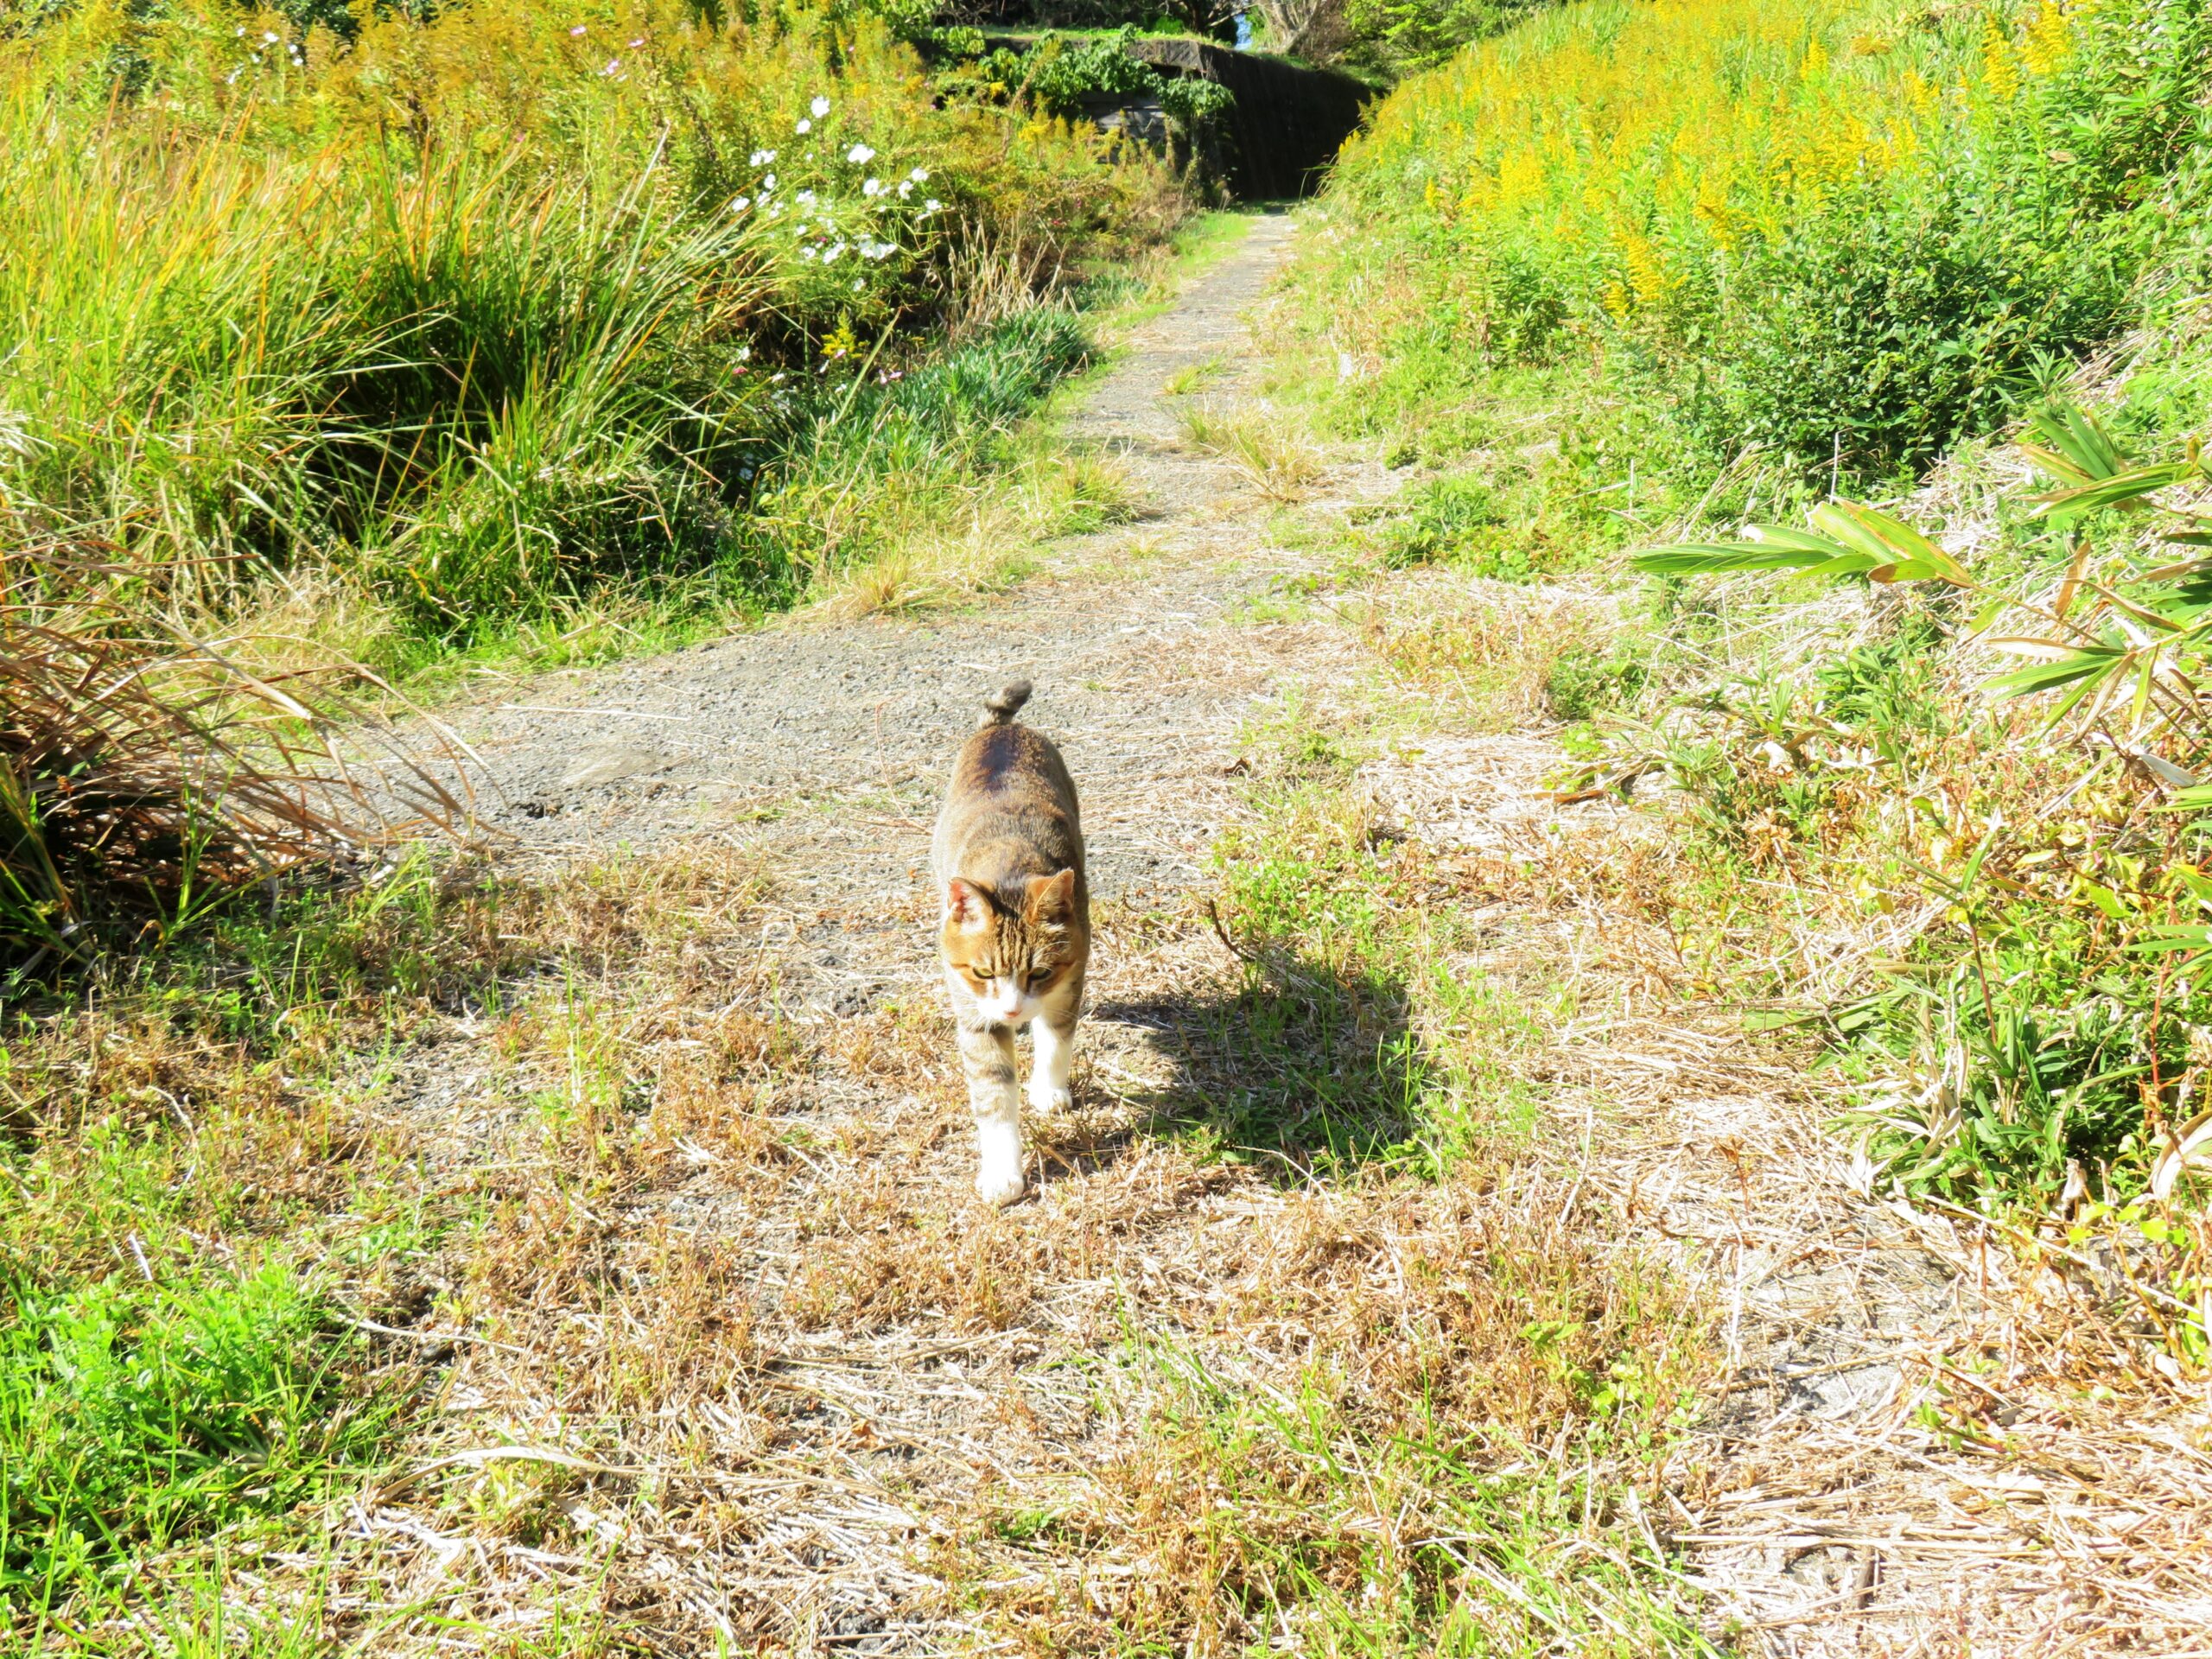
<box><xmin>970</xmin><ymin>978</ymin><xmax>1043</xmax><ymax>1026</ymax></box>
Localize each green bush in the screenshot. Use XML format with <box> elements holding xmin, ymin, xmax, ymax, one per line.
<box><xmin>1025</xmin><ymin>26</ymin><xmax>1236</xmax><ymax>135</ymax></box>
<box><xmin>1675</xmin><ymin>0</ymin><xmax>2212</xmax><ymax>475</ymax></box>
<box><xmin>0</xmin><ymin>0</ymin><xmax>1177</xmax><ymax>663</ymax></box>
<box><xmin>1308</xmin><ymin>0</ymin><xmax>2212</xmax><ymax>481</ymax></box>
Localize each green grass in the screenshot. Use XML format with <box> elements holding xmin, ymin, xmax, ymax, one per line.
<box><xmin>0</xmin><ymin>1262</ymin><xmax>399</xmax><ymax>1614</ymax></box>
<box><xmin>0</xmin><ymin>855</ymin><xmax>513</xmax><ymax>1627</ymax></box>
<box><xmin>2</xmin><ymin>0</ymin><xmax>1183</xmax><ymax>679</ymax></box>
<box><xmin>1098</xmin><ymin>1330</ymin><xmax>1718</xmax><ymax>1656</ymax></box>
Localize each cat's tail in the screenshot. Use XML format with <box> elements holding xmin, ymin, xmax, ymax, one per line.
<box><xmin>980</xmin><ymin>680</ymin><xmax>1033</xmax><ymax>727</ymax></box>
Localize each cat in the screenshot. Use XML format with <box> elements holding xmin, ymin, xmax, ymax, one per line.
<box><xmin>931</xmin><ymin>680</ymin><xmax>1090</xmax><ymax>1205</ymax></box>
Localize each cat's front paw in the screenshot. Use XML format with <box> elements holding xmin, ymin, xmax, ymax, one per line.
<box><xmin>975</xmin><ymin>1160</ymin><xmax>1027</xmax><ymax>1206</ymax></box>
<box><xmin>1028</xmin><ymin>1084</ymin><xmax>1073</xmax><ymax>1116</ymax></box>
<box><xmin>976</xmin><ymin>1118</ymin><xmax>1027</xmax><ymax>1206</ymax></box>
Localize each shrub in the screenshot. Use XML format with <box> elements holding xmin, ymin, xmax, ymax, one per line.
<box><xmin>1634</xmin><ymin>407</ymin><xmax>2212</xmax><ymax>1208</ymax></box>
<box><xmin>0</xmin><ymin>1</ymin><xmax>1178</xmax><ymax>654</ymax></box>
<box><xmin>2</xmin><ymin>544</ymin><xmax>464</xmax><ymax>985</ymax></box>
<box><xmin>1309</xmin><ymin>0</ymin><xmax>2212</xmax><ymax>480</ymax></box>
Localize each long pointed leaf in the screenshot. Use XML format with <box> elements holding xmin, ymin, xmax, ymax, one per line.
<box><xmin>1985</xmin><ymin>649</ymin><xmax>2123</xmax><ymax>699</ymax></box>
<box><xmin>2030</xmin><ymin>461</ymin><xmax>2192</xmax><ymax>522</ymax></box>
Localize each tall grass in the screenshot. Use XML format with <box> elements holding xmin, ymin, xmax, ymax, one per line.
<box><xmin>0</xmin><ymin>0</ymin><xmax>1179</xmax><ymax>658</ymax></box>
<box><xmin>1313</xmin><ymin>0</ymin><xmax>2212</xmax><ymax>477</ymax></box>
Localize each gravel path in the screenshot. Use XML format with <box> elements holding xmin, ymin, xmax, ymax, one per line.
<box><xmin>449</xmin><ymin>211</ymin><xmax>1389</xmax><ymax>1016</ymax></box>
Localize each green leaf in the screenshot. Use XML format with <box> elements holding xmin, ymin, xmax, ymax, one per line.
<box><xmin>2154</xmin><ymin>782</ymin><xmax>2212</xmax><ymax>815</ymax></box>
<box><xmin>2029</xmin><ymin>461</ymin><xmax>2193</xmax><ymax>522</ymax></box>
<box><xmin>1816</xmin><ymin>499</ymin><xmax>1974</xmax><ymax>587</ymax></box>
<box><xmin>1984</xmin><ymin>647</ymin><xmax>2123</xmax><ymax>699</ymax></box>
<box><xmin>2023</xmin><ymin>403</ymin><xmax>2132</xmax><ymax>486</ymax></box>
<box><xmin>1630</xmin><ymin>522</ymin><xmax>1884</xmax><ymax>580</ymax></box>
<box><xmin>1630</xmin><ymin>542</ymin><xmax>1841</xmax><ymax>575</ymax></box>
<box><xmin>2128</xmin><ymin>926</ymin><xmax>2212</xmax><ymax>955</ymax></box>
<box><xmin>2075</xmin><ymin>880</ymin><xmax>2133</xmax><ymax>921</ymax></box>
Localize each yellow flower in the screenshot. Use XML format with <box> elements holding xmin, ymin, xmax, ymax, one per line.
<box><xmin>1981</xmin><ymin>16</ymin><xmax>2021</xmax><ymax>102</ymax></box>
<box><xmin>1618</xmin><ymin>231</ymin><xmax>1669</xmax><ymax>311</ymax></box>
<box><xmin>2022</xmin><ymin>0</ymin><xmax>2072</xmax><ymax>76</ymax></box>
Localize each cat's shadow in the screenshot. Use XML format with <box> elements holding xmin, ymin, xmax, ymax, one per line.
<box><xmin>1061</xmin><ymin>944</ymin><xmax>1429</xmax><ymax>1186</ymax></box>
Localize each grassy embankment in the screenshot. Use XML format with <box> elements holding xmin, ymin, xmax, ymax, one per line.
<box><xmin>1160</xmin><ymin>0</ymin><xmax>2212</xmax><ymax>1640</ymax></box>
<box><xmin>1</xmin><ymin>2</ymin><xmax>1188</xmax><ymax>683</ymax></box>
<box><xmin>1280</xmin><ymin>0</ymin><xmax>2212</xmax><ymax>1273</ymax></box>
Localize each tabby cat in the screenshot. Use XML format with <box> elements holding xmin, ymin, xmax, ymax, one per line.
<box><xmin>931</xmin><ymin>681</ymin><xmax>1090</xmax><ymax>1205</ymax></box>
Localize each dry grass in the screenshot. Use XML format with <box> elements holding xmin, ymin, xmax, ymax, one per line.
<box><xmin>1354</xmin><ymin>571</ymin><xmax>1631</xmax><ymax>733</ymax></box>
<box><xmin>2</xmin><ymin>542</ymin><xmax>470</xmax><ymax>978</ymax></box>
<box><xmin>1178</xmin><ymin>400</ymin><xmax>1325</xmax><ymax>503</ymax></box>
<box><xmin>10</xmin><ymin>742</ymin><xmax>1715</xmax><ymax>1656</ymax></box>
<box><xmin>1320</xmin><ymin>558</ymin><xmax>2212</xmax><ymax>1655</ymax></box>
<box><xmin>814</xmin><ymin>451</ymin><xmax>1134</xmax><ymax>621</ymax></box>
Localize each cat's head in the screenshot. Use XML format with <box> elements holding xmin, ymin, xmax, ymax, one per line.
<box><xmin>942</xmin><ymin>869</ymin><xmax>1084</xmax><ymax>1024</ymax></box>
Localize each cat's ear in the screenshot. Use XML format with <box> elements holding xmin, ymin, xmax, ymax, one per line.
<box><xmin>944</xmin><ymin>877</ymin><xmax>993</xmax><ymax>932</ymax></box>
<box><xmin>1024</xmin><ymin>869</ymin><xmax>1077</xmax><ymax>926</ymax></box>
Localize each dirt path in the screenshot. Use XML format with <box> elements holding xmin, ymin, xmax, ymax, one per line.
<box><xmin>448</xmin><ymin>213</ymin><xmax>1378</xmax><ymax>1015</ymax></box>
<box><xmin>364</xmin><ymin>213</ymin><xmax>1424</xmax><ymax>1649</ymax></box>
<box><xmin>344</xmin><ymin>213</ymin><xmax>2196</xmax><ymax>1658</ymax></box>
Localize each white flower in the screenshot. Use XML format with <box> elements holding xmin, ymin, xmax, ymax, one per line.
<box><xmin>796</xmin><ymin>188</ymin><xmax>816</xmax><ymax>207</ymax></box>
<box><xmin>629</xmin><ymin>37</ymin><xmax>645</xmax><ymax>48</ymax></box>
<box><xmin>600</xmin><ymin>59</ymin><xmax>620</xmax><ymax>75</ymax></box>
<box><xmin>749</xmin><ymin>149</ymin><xmax>776</xmax><ymax>166</ymax></box>
<box><xmin>801</xmin><ymin>245</ymin><xmax>818</xmax><ymax>262</ymax></box>
<box><xmin>761</xmin><ymin>173</ymin><xmax>776</xmax><ymax>191</ymax></box>
<box><xmin>737</xmin><ymin>345</ymin><xmax>752</xmax><ymax>361</ymax></box>
<box><xmin>852</xmin><ymin>279</ymin><xmax>864</xmax><ymax>292</ymax></box>
<box><xmin>862</xmin><ymin>178</ymin><xmax>881</xmax><ymax>198</ymax></box>
<box><xmin>263</xmin><ymin>29</ymin><xmax>279</xmax><ymax>42</ymax></box>
<box><xmin>810</xmin><ymin>95</ymin><xmax>831</xmax><ymax>118</ymax></box>
<box><xmin>569</xmin><ymin>22</ymin><xmax>586</xmax><ymax>35</ymax></box>
<box><xmin>847</xmin><ymin>143</ymin><xmax>875</xmax><ymax>165</ymax></box>
<box><xmin>235</xmin><ymin>24</ymin><xmax>245</xmax><ymax>35</ymax></box>
<box><xmin>823</xmin><ymin>243</ymin><xmax>846</xmax><ymax>263</ymax></box>
<box><xmin>729</xmin><ymin>195</ymin><xmax>750</xmax><ymax>213</ymax></box>
<box><xmin>908</xmin><ymin>167</ymin><xmax>929</xmax><ymax>183</ymax></box>
<box><xmin>795</xmin><ymin>118</ymin><xmax>811</xmax><ymax>135</ymax></box>
<box><xmin>897</xmin><ymin>181</ymin><xmax>912</xmax><ymax>199</ymax></box>
<box><xmin>923</xmin><ymin>199</ymin><xmax>943</xmax><ymax>214</ymax></box>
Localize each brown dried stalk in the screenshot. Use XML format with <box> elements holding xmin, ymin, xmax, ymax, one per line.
<box><xmin>2</xmin><ymin>540</ymin><xmax>474</xmax><ymax>976</ymax></box>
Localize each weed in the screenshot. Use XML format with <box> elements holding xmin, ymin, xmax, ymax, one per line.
<box><xmin>1163</xmin><ymin>354</ymin><xmax>1229</xmax><ymax>396</ymax></box>
<box><xmin>1179</xmin><ymin>401</ymin><xmax>1325</xmax><ymax>501</ymax></box>
<box><xmin>1309</xmin><ymin>0</ymin><xmax>2212</xmax><ymax>479</ymax></box>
